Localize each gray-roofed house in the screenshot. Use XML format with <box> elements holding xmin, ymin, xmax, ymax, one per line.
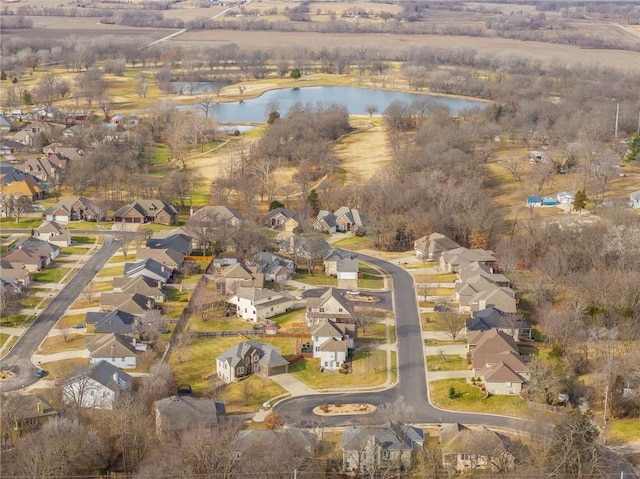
<box><xmin>439</xmin><ymin>248</ymin><xmax>496</xmax><ymax>274</ymax></box>
<box><xmin>2</xmin><ymin>245</ymin><xmax>51</xmax><ymax>272</ymax></box>
<box><xmin>305</xmin><ymin>288</ymin><xmax>354</xmax><ymax>326</ymax></box>
<box><xmin>146</xmin><ymin>233</ymin><xmax>193</xmax><ymax>255</ymax></box>
<box><xmin>124</xmin><ymin>258</ymin><xmax>173</xmax><ymax>284</ymax></box>
<box><xmin>251</xmin><ymin>251</ymin><xmax>295</xmax><ymax>283</ymax></box>
<box><xmin>12</xmin><ymin>237</ymin><xmax>60</xmax><ymax>261</ymax></box>
<box><xmin>113</xmin><ymin>200</ymin><xmax>178</xmax><ymax>226</ymax></box>
<box><xmin>440</xmin><ymin>423</ymin><xmax>514</xmax><ymax>473</ymax></box>
<box><xmin>43</xmin><ymin>196</ymin><xmax>100</xmax><ymax>223</ymax></box>
<box><xmin>0</xmin><ymin>263</ymin><xmax>30</xmax><ymax>289</ymax></box>
<box><xmin>342</xmin><ymin>422</ymin><xmax>424</xmax><ymax>473</ymax></box>
<box><xmin>314</xmin><ymin>206</ymin><xmax>368</xmax><ymax>234</ymax></box>
<box><xmin>216</xmin><ymin>340</ymin><xmax>289</xmax><ymax>383</ymax></box>
<box><xmin>154</xmin><ymin>396</ymin><xmax>226</xmax><ymax>438</ymax></box>
<box><xmin>34</xmin><ymin>220</ymin><xmax>71</xmax><ymax>247</ymax></box>
<box><xmin>323</xmin><ymin>248</ymin><xmax>354</xmax><ymax>277</ymax></box>
<box><xmin>62</xmin><ymin>360</ymin><xmax>131</xmax><ymax>410</ymax></box>
<box><xmin>112</xmin><ymin>275</ymin><xmax>165</xmax><ymax>302</ymax></box>
<box><xmin>262</xmin><ymin>207</ymin><xmax>300</xmax><ymax>229</ymax></box>
<box><xmin>0</xmin><ymin>115</ymin><xmax>11</xmax><ymax>132</ymax></box>
<box><xmin>85</xmin><ymin>310</ymin><xmax>139</xmax><ymax>334</ymax></box>
<box><xmin>226</xmin><ymin>287</ymin><xmax>294</xmax><ymax>322</ymax></box>
<box><xmin>414</xmin><ymin>232</ymin><xmax>461</xmax><ymax>261</ymax></box>
<box><xmin>135</xmin><ymin>247</ymin><xmax>184</xmax><ymax>270</ymax></box>
<box><xmin>85</xmin><ymin>333</ymin><xmax>140</xmax><ymax>369</ymax></box>
<box><xmin>99</xmin><ymin>292</ymin><xmax>154</xmax><ymax>316</ymax></box>
<box><xmin>468</xmin><ymin>287</ymin><xmax>517</xmax><ymax>314</ymax></box>
<box><xmin>310</xmin><ymin>319</ymin><xmax>356</xmax><ymax>370</ymax></box>
<box><xmin>467</xmin><ymin>306</ymin><xmax>531</xmax><ymax>341</ymax></box>
<box><xmin>458</xmin><ymin>262</ymin><xmax>510</xmax><ymax>287</ymax></box>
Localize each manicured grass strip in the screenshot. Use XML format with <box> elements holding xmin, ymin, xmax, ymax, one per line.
<box><xmin>39</xmin><ymin>358</ymin><xmax>91</xmax><ymax>379</ymax></box>
<box><xmin>331</xmin><ymin>235</ymin><xmax>372</xmax><ymax>250</ymax></box>
<box><xmin>289</xmin><ymin>348</ymin><xmax>387</xmax><ymax>389</ymax></box>
<box><xmin>0</xmin><ymin>314</ymin><xmax>28</xmax><ymax>327</ymax></box>
<box><xmin>0</xmin><ymin>333</ymin><xmax>11</xmax><ymax>348</ymax></box>
<box><xmin>414</xmin><ymin>273</ymin><xmax>458</xmax><ymax>283</ymax></box>
<box><xmin>295</xmin><ymin>272</ymin><xmax>337</xmax><ymax>286</ymax></box>
<box><xmin>32</xmin><ymin>267</ymin><xmax>66</xmax><ymax>283</ymax></box>
<box><xmin>426</xmin><ymin>354</ymin><xmax>470</xmax><ymax>372</ymax></box>
<box><xmin>269</xmin><ymin>308</ymin><xmax>306</xmax><ymax>327</ymax></box>
<box><xmin>55</xmin><ymin>314</ymin><xmax>87</xmax><ymax>329</ymax></box>
<box><xmin>219</xmin><ymin>375</ymin><xmax>286</xmax><ymax>414</ymax></box>
<box><xmin>429</xmin><ymin>378</ymin><xmax>529</xmax><ymax>418</ymax></box>
<box><xmin>95</xmin><ymin>265</ymin><xmax>125</xmax><ymax>278</ymax></box>
<box><xmin>71</xmin><ymin>235</ymin><xmax>96</xmax><ymax>245</ymax></box>
<box><xmin>39</xmin><ymin>334</ymin><xmax>86</xmax><ymax>354</ymax></box>
<box><xmin>60</xmin><ymin>246</ymin><xmax>91</xmax><ymax>255</ymax></box>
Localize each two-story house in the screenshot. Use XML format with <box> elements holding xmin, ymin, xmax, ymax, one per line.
<box><xmin>216</xmin><ymin>340</ymin><xmax>289</xmax><ymax>383</ymax></box>
<box><xmin>310</xmin><ymin>319</ymin><xmax>356</xmax><ymax>370</ymax></box>
<box><xmin>305</xmin><ymin>288</ymin><xmax>354</xmax><ymax>326</ymax></box>
<box><xmin>62</xmin><ymin>360</ymin><xmax>131</xmax><ymax>410</ymax></box>
<box><xmin>226</xmin><ymin>287</ymin><xmax>294</xmax><ymax>322</ymax></box>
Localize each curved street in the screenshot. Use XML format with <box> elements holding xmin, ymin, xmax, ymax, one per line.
<box><xmin>0</xmin><ymin>236</ymin><xmax>120</xmax><ymax>392</ymax></box>
<box><xmin>275</xmin><ymin>253</ymin><xmax>527</xmax><ymax>430</ymax></box>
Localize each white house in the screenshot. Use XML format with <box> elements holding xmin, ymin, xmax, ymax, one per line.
<box><xmin>85</xmin><ymin>334</ymin><xmax>140</xmax><ymax>369</ymax></box>
<box><xmin>62</xmin><ymin>361</ymin><xmax>131</xmax><ymax>410</ymax></box>
<box><xmin>557</xmin><ymin>191</ymin><xmax>574</xmax><ymax>205</ymax></box>
<box><xmin>226</xmin><ymin>287</ymin><xmax>294</xmax><ymax>322</ymax></box>
<box><xmin>35</xmin><ymin>220</ymin><xmax>71</xmax><ymax>247</ymax></box>
<box><xmin>305</xmin><ymin>288</ymin><xmax>354</xmax><ymax>326</ymax></box>
<box><xmin>311</xmin><ymin>319</ymin><xmax>356</xmax><ymax>370</ymax></box>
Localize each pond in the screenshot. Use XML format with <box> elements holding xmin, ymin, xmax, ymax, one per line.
<box><xmin>179</xmin><ymin>86</ymin><xmax>485</xmax><ymax>123</ymax></box>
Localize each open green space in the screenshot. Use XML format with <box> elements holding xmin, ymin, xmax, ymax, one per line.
<box><xmin>55</xmin><ymin>313</ymin><xmax>87</xmax><ymax>329</ymax></box>
<box><xmin>426</xmin><ymin>354</ymin><xmax>470</xmax><ymax>372</ymax></box>
<box><xmin>32</xmin><ymin>267</ymin><xmax>66</xmax><ymax>283</ymax></box>
<box><xmin>289</xmin><ymin>348</ymin><xmax>387</xmax><ymax>389</ymax></box>
<box><xmin>0</xmin><ymin>217</ymin><xmax>41</xmax><ymax>229</ymax></box>
<box><xmin>358</xmin><ymin>263</ymin><xmax>385</xmax><ymax>289</ymax></box>
<box><xmin>270</xmin><ymin>308</ymin><xmax>306</xmax><ymax>327</ymax></box>
<box><xmin>219</xmin><ymin>375</ymin><xmax>286</xmax><ymax>414</ymax></box>
<box><xmin>0</xmin><ymin>314</ymin><xmax>29</xmax><ymax>327</ymax></box>
<box><xmin>95</xmin><ymin>265</ymin><xmax>125</xmax><ymax>278</ymax></box>
<box><xmin>295</xmin><ymin>271</ymin><xmax>337</xmax><ymax>286</ymax></box>
<box><xmin>357</xmin><ymin>322</ymin><xmax>388</xmax><ymax>344</ymax></box>
<box><xmin>331</xmin><ymin>235</ymin><xmax>372</xmax><ymax>250</ymax></box>
<box><xmin>187</xmin><ymin>314</ymin><xmax>252</xmax><ymax>333</ymax></box>
<box><xmin>71</xmin><ymin>235</ymin><xmax>97</xmax><ymax>245</ymax></box>
<box><xmin>60</xmin><ymin>246</ymin><xmax>91</xmax><ymax>255</ymax></box>
<box><xmin>606</xmin><ymin>418</ymin><xmax>640</xmax><ymax>444</ymax></box>
<box><xmin>414</xmin><ymin>273</ymin><xmax>458</xmax><ymax>283</ymax></box>
<box><xmin>429</xmin><ymin>378</ymin><xmax>529</xmax><ymax>418</ymax></box>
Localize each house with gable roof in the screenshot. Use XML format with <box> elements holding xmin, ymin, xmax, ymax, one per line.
<box><xmin>136</xmin><ymin>247</ymin><xmax>184</xmax><ymax>270</ymax></box>
<box><xmin>0</xmin><ymin>260</ymin><xmax>30</xmax><ymax>288</ymax></box>
<box><xmin>262</xmin><ymin>207</ymin><xmax>300</xmax><ymax>229</ymax></box>
<box><xmin>114</xmin><ymin>200</ymin><xmax>178</xmax><ymax>226</ymax></box>
<box><xmin>43</xmin><ymin>196</ymin><xmax>100</xmax><ymax>223</ymax></box>
<box><xmin>62</xmin><ymin>360</ymin><xmax>131</xmax><ymax>410</ymax></box>
<box><xmin>187</xmin><ymin>205</ymin><xmax>243</xmax><ymax>229</ymax></box>
<box><xmin>342</xmin><ymin>422</ymin><xmax>424</xmax><ymax>473</ymax></box>
<box><xmin>468</xmin><ymin>329</ymin><xmax>530</xmax><ymax>395</ymax></box>
<box><xmin>314</xmin><ymin>206</ymin><xmax>368</xmax><ymax>234</ymax></box>
<box><xmin>85</xmin><ymin>333</ymin><xmax>140</xmax><ymax>369</ymax></box>
<box><xmin>439</xmin><ymin>247</ymin><xmax>496</xmax><ymax>274</ymax></box>
<box><xmin>251</xmin><ymin>251</ymin><xmax>295</xmax><ymax>283</ymax></box>
<box><xmin>34</xmin><ymin>220</ymin><xmax>71</xmax><ymax>247</ymax></box>
<box><xmin>439</xmin><ymin>423</ymin><xmax>514</xmax><ymax>473</ymax></box>
<box><xmin>99</xmin><ymin>292</ymin><xmax>154</xmax><ymax>316</ymax></box>
<box><xmin>0</xmin><ymin>165</ymin><xmax>44</xmax><ymax>200</ymax></box>
<box><xmin>305</xmin><ymin>287</ymin><xmax>354</xmax><ymax>326</ymax></box>
<box><xmin>85</xmin><ymin>310</ymin><xmax>139</xmax><ymax>335</ymax></box>
<box><xmin>414</xmin><ymin>232</ymin><xmax>461</xmax><ymax>261</ymax></box>
<box><xmin>467</xmin><ymin>306</ymin><xmax>531</xmax><ymax>341</ymax></box>
<box><xmin>146</xmin><ymin>232</ymin><xmax>193</xmax><ymax>255</ymax></box>
<box><xmin>214</xmin><ymin>262</ymin><xmax>263</xmax><ymax>295</ymax></box>
<box><xmin>124</xmin><ymin>258</ymin><xmax>173</xmax><ymax>284</ymax></box>
<box><xmin>154</xmin><ymin>395</ymin><xmax>226</xmax><ymax>438</ymax></box>
<box><xmin>112</xmin><ymin>275</ymin><xmax>165</xmax><ymax>303</ymax></box>
<box><xmin>310</xmin><ymin>319</ymin><xmax>356</xmax><ymax>370</ymax></box>
<box><xmin>216</xmin><ymin>340</ymin><xmax>289</xmax><ymax>383</ymax></box>
<box><xmin>226</xmin><ymin>287</ymin><xmax>294</xmax><ymax>322</ymax></box>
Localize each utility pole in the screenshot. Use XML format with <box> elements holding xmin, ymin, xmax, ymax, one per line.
<box><xmin>614</xmin><ymin>102</ymin><xmax>620</xmax><ymax>139</ymax></box>
<box><xmin>603</xmin><ymin>384</ymin><xmax>609</xmax><ymax>445</ymax></box>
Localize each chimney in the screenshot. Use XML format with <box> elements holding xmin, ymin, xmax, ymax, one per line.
<box><xmin>147</xmin><ymin>298</ymin><xmax>153</xmax><ymax>309</ymax></box>
<box><xmin>157</xmin><ymin>280</ymin><xmax>162</xmax><ymax>289</ymax></box>
<box><xmin>37</xmin><ymin>401</ymin><xmax>44</xmax><ymax>415</ymax></box>
<box><xmin>113</xmin><ymin>372</ymin><xmax>119</xmax><ymax>384</ymax></box>
<box><xmin>479</xmin><ymin>299</ymin><xmax>486</xmax><ymax>311</ymax></box>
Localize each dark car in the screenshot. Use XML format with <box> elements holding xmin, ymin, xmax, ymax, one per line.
<box><xmin>34</xmin><ymin>368</ymin><xmax>47</xmax><ymax>379</ymax></box>
<box><xmin>72</xmin><ymin>323</ymin><xmax>86</xmax><ymax>329</ymax></box>
<box><xmin>434</xmin><ymin>303</ymin><xmax>451</xmax><ymax>312</ymax></box>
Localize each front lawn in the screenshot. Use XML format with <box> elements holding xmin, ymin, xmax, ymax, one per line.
<box><xmin>95</xmin><ymin>265</ymin><xmax>125</xmax><ymax>278</ymax></box>
<box><xmin>429</xmin><ymin>378</ymin><xmax>529</xmax><ymax>418</ymax></box>
<box><xmin>289</xmin><ymin>348</ymin><xmax>387</xmax><ymax>389</ymax></box>
<box><xmin>270</xmin><ymin>308</ymin><xmax>306</xmax><ymax>327</ymax></box>
<box><xmin>0</xmin><ymin>217</ymin><xmax>42</xmax><ymax>229</ymax></box>
<box><xmin>60</xmin><ymin>246</ymin><xmax>91</xmax><ymax>255</ymax></box>
<box><xmin>71</xmin><ymin>235</ymin><xmax>96</xmax><ymax>245</ymax></box>
<box><xmin>330</xmin><ymin>235</ymin><xmax>372</xmax><ymax>250</ymax></box>
<box><xmin>295</xmin><ymin>271</ymin><xmax>337</xmax><ymax>286</ymax></box>
<box><xmin>0</xmin><ymin>314</ymin><xmax>29</xmax><ymax>327</ymax></box>
<box><xmin>0</xmin><ymin>333</ymin><xmax>11</xmax><ymax>348</ymax></box>
<box><xmin>426</xmin><ymin>354</ymin><xmax>470</xmax><ymax>372</ymax></box>
<box><xmin>40</xmin><ymin>358</ymin><xmax>91</xmax><ymax>379</ymax></box>
<box><xmin>55</xmin><ymin>313</ymin><xmax>87</xmax><ymax>329</ymax></box>
<box><xmin>358</xmin><ymin>322</ymin><xmax>388</xmax><ymax>343</ymax></box>
<box><xmin>358</xmin><ymin>263</ymin><xmax>384</xmax><ymax>289</ymax></box>
<box><xmin>38</xmin><ymin>334</ymin><xmax>86</xmax><ymax>354</ymax></box>
<box><xmin>425</xmin><ymin>338</ymin><xmax>463</xmax><ymax>346</ymax></box>
<box><xmin>218</xmin><ymin>375</ymin><xmax>286</xmax><ymax>414</ymax></box>
<box><xmin>607</xmin><ymin>418</ymin><xmax>640</xmax><ymax>444</ymax></box>
<box><xmin>187</xmin><ymin>315</ymin><xmax>254</xmax><ymax>333</ymax></box>
<box><xmin>414</xmin><ymin>273</ymin><xmax>458</xmax><ymax>283</ymax></box>
<box><xmin>32</xmin><ymin>267</ymin><xmax>66</xmax><ymax>283</ymax></box>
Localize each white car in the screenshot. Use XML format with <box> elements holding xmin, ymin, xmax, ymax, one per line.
<box><xmin>346</xmin><ymin>290</ymin><xmax>360</xmax><ymax>295</ymax></box>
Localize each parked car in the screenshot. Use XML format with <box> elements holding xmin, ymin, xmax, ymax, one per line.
<box><xmin>434</xmin><ymin>303</ymin><xmax>451</xmax><ymax>312</ymax></box>
<box><xmin>72</xmin><ymin>323</ymin><xmax>86</xmax><ymax>329</ymax></box>
<box><xmin>34</xmin><ymin>368</ymin><xmax>47</xmax><ymax>379</ymax></box>
<box><xmin>346</xmin><ymin>290</ymin><xmax>360</xmax><ymax>296</ymax></box>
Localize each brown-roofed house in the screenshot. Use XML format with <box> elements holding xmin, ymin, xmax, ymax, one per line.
<box><xmin>113</xmin><ymin>200</ymin><xmax>178</xmax><ymax>226</ymax></box>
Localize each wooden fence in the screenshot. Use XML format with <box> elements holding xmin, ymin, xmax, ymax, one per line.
<box><xmin>189</xmin><ymin>330</ymin><xmax>264</xmax><ymax>338</ymax></box>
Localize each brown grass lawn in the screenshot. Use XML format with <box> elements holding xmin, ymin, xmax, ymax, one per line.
<box><xmin>55</xmin><ymin>314</ymin><xmax>88</xmax><ymax>329</ymax></box>
<box><xmin>414</xmin><ymin>273</ymin><xmax>458</xmax><ymax>283</ymax></box>
<box><xmin>68</xmin><ymin>298</ymin><xmax>99</xmax><ymax>310</ymax></box>
<box><xmin>39</xmin><ymin>334</ymin><xmax>86</xmax><ymax>354</ymax></box>
<box><xmin>218</xmin><ymin>375</ymin><xmax>286</xmax><ymax>414</ymax></box>
<box><xmin>334</xmin><ymin>119</ymin><xmax>390</xmax><ymax>185</ymax></box>
<box><xmin>40</xmin><ymin>358</ymin><xmax>91</xmax><ymax>379</ymax></box>
<box><xmin>186</xmin><ymin>315</ymin><xmax>252</xmax><ymax>333</ymax></box>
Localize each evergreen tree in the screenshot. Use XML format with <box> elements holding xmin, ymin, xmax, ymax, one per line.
<box><xmin>0</xmin><ymin>71</ymin><xmax>6</xmax><ymax>81</ymax></box>
<box><xmin>624</xmin><ymin>132</ymin><xmax>640</xmax><ymax>162</ymax></box>
<box><xmin>307</xmin><ymin>189</ymin><xmax>320</xmax><ymax>215</ymax></box>
<box><xmin>572</xmin><ymin>189</ymin><xmax>587</xmax><ymax>213</ymax></box>
<box><xmin>21</xmin><ymin>90</ymin><xmax>32</xmax><ymax>107</ymax></box>
<box><xmin>290</xmin><ymin>68</ymin><xmax>301</xmax><ymax>81</ymax></box>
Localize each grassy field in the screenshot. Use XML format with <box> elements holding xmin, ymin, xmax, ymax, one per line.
<box><xmin>38</xmin><ymin>334</ymin><xmax>86</xmax><ymax>354</ymax></box>
<box><xmin>331</xmin><ymin>235</ymin><xmax>374</xmax><ymax>250</ymax></box>
<box><xmin>0</xmin><ymin>217</ymin><xmax>41</xmax><ymax>229</ymax></box>
<box><xmin>55</xmin><ymin>313</ymin><xmax>87</xmax><ymax>329</ymax></box>
<box><xmin>95</xmin><ymin>265</ymin><xmax>125</xmax><ymax>278</ymax></box>
<box><xmin>426</xmin><ymin>354</ymin><xmax>470</xmax><ymax>372</ymax></box>
<box><xmin>71</xmin><ymin>235</ymin><xmax>97</xmax><ymax>245</ymax></box>
<box><xmin>295</xmin><ymin>272</ymin><xmax>337</xmax><ymax>287</ymax></box>
<box><xmin>187</xmin><ymin>315</ymin><xmax>251</xmax><ymax>333</ymax></box>
<box><xmin>32</xmin><ymin>267</ymin><xmax>66</xmax><ymax>284</ymax></box>
<box><xmin>358</xmin><ymin>263</ymin><xmax>384</xmax><ymax>289</ymax></box>
<box><xmin>39</xmin><ymin>358</ymin><xmax>91</xmax><ymax>379</ymax></box>
<box><xmin>414</xmin><ymin>273</ymin><xmax>458</xmax><ymax>283</ymax></box>
<box><xmin>218</xmin><ymin>375</ymin><xmax>286</xmax><ymax>414</ymax></box>
<box><xmin>269</xmin><ymin>308</ymin><xmax>306</xmax><ymax>327</ymax></box>
<box><xmin>358</xmin><ymin>322</ymin><xmax>388</xmax><ymax>344</ymax></box>
<box><xmin>0</xmin><ymin>333</ymin><xmax>10</xmax><ymax>349</ymax></box>
<box><xmin>60</xmin><ymin>246</ymin><xmax>91</xmax><ymax>255</ymax></box>
<box><xmin>289</xmin><ymin>348</ymin><xmax>387</xmax><ymax>389</ymax></box>
<box><xmin>429</xmin><ymin>378</ymin><xmax>529</xmax><ymax>418</ymax></box>
<box><xmin>606</xmin><ymin>418</ymin><xmax>640</xmax><ymax>444</ymax></box>
<box><xmin>0</xmin><ymin>314</ymin><xmax>29</xmax><ymax>327</ymax></box>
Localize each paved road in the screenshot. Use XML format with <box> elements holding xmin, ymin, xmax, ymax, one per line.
<box><xmin>0</xmin><ymin>236</ymin><xmax>120</xmax><ymax>392</ymax></box>
<box><xmin>302</xmin><ymin>287</ymin><xmax>393</xmax><ymax>312</ymax></box>
<box><xmin>275</xmin><ymin>253</ymin><xmax>526</xmax><ymax>430</ymax></box>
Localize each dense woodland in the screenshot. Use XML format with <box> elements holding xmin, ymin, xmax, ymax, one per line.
<box><xmin>1</xmin><ymin>3</ymin><xmax>640</xmax><ymax>476</ymax></box>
